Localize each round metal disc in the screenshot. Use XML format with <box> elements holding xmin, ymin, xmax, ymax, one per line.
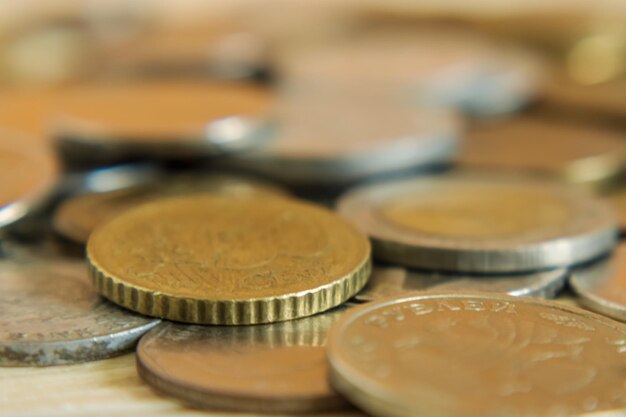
<box><xmin>337</xmin><ymin>173</ymin><xmax>618</xmax><ymax>272</ymax></box>
<box><xmin>355</xmin><ymin>264</ymin><xmax>568</xmax><ymax>302</ymax></box>
<box><xmin>0</xmin><ymin>260</ymin><xmax>159</xmax><ymax>366</ymax></box>
<box><xmin>137</xmin><ymin>306</ymin><xmax>351</xmax><ymax>413</ymax></box>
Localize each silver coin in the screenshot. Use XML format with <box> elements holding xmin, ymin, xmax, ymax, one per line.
<box><xmin>0</xmin><ymin>260</ymin><xmax>159</xmax><ymax>366</ymax></box>
<box><xmin>136</xmin><ymin>305</ymin><xmax>352</xmax><ymax>413</ymax></box>
<box><xmin>337</xmin><ymin>172</ymin><xmax>618</xmax><ymax>272</ymax></box>
<box><xmin>355</xmin><ymin>265</ymin><xmax>568</xmax><ymax>302</ymax></box>
<box><xmin>221</xmin><ymin>97</ymin><xmax>461</xmax><ymax>186</ymax></box>
<box><xmin>570</xmin><ymin>245</ymin><xmax>626</xmax><ymax>321</ymax></box>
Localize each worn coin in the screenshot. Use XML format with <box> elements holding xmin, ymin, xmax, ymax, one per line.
<box><xmin>328</xmin><ymin>292</ymin><xmax>626</xmax><ymax>417</ymax></box>
<box><xmin>87</xmin><ymin>195</ymin><xmax>371</xmax><ymax>324</ymax></box>
<box><xmin>355</xmin><ymin>265</ymin><xmax>567</xmax><ymax>302</ymax></box>
<box><xmin>337</xmin><ymin>173</ymin><xmax>618</xmax><ymax>272</ymax></box>
<box><xmin>222</xmin><ymin>97</ymin><xmax>461</xmax><ymax>186</ymax></box>
<box><xmin>53</xmin><ymin>174</ymin><xmax>285</xmax><ymax>244</ymax></box>
<box><xmin>0</xmin><ymin>261</ymin><xmax>159</xmax><ymax>366</ymax></box>
<box><xmin>570</xmin><ymin>244</ymin><xmax>626</xmax><ymax>321</ymax></box>
<box><xmin>137</xmin><ymin>305</ymin><xmax>352</xmax><ymax>412</ymax></box>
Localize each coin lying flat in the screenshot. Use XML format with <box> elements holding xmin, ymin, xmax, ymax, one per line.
<box><xmin>0</xmin><ymin>131</ymin><xmax>59</xmax><ymax>228</ymax></box>
<box><xmin>0</xmin><ymin>261</ymin><xmax>159</xmax><ymax>366</ymax></box>
<box><xmin>355</xmin><ymin>265</ymin><xmax>567</xmax><ymax>302</ymax></box>
<box><xmin>337</xmin><ymin>173</ymin><xmax>618</xmax><ymax>272</ymax></box>
<box><xmin>53</xmin><ymin>174</ymin><xmax>285</xmax><ymax>244</ymax></box>
<box><xmin>570</xmin><ymin>245</ymin><xmax>626</xmax><ymax>321</ymax></box>
<box><xmin>87</xmin><ymin>195</ymin><xmax>371</xmax><ymax>324</ymax></box>
<box><xmin>137</xmin><ymin>306</ymin><xmax>351</xmax><ymax>412</ymax></box>
<box><xmin>328</xmin><ymin>293</ymin><xmax>626</xmax><ymax>417</ymax></box>
<box><xmin>460</xmin><ymin>117</ymin><xmax>626</xmax><ymax>187</ymax></box>
<box><xmin>221</xmin><ymin>97</ymin><xmax>461</xmax><ymax>186</ymax></box>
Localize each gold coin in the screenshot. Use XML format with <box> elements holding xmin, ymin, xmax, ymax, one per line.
<box><xmin>53</xmin><ymin>174</ymin><xmax>286</xmax><ymax>244</ymax></box>
<box><xmin>328</xmin><ymin>292</ymin><xmax>626</xmax><ymax>417</ymax></box>
<box><xmin>87</xmin><ymin>195</ymin><xmax>371</xmax><ymax>324</ymax></box>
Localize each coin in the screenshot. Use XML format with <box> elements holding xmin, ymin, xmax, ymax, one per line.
<box><xmin>0</xmin><ymin>260</ymin><xmax>159</xmax><ymax>366</ymax></box>
<box><xmin>460</xmin><ymin>117</ymin><xmax>626</xmax><ymax>187</ymax></box>
<box><xmin>337</xmin><ymin>173</ymin><xmax>618</xmax><ymax>272</ymax></box>
<box><xmin>355</xmin><ymin>265</ymin><xmax>567</xmax><ymax>302</ymax></box>
<box><xmin>0</xmin><ymin>131</ymin><xmax>59</xmax><ymax>228</ymax></box>
<box><xmin>221</xmin><ymin>96</ymin><xmax>461</xmax><ymax>186</ymax></box>
<box><xmin>137</xmin><ymin>305</ymin><xmax>351</xmax><ymax>412</ymax></box>
<box><xmin>570</xmin><ymin>245</ymin><xmax>626</xmax><ymax>321</ymax></box>
<box><xmin>53</xmin><ymin>174</ymin><xmax>286</xmax><ymax>244</ymax></box>
<box><xmin>87</xmin><ymin>195</ymin><xmax>371</xmax><ymax>324</ymax></box>
<box><xmin>327</xmin><ymin>292</ymin><xmax>626</xmax><ymax>417</ymax></box>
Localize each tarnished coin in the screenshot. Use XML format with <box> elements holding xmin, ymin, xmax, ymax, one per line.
<box><xmin>0</xmin><ymin>131</ymin><xmax>59</xmax><ymax>228</ymax></box>
<box><xmin>0</xmin><ymin>261</ymin><xmax>159</xmax><ymax>366</ymax></box>
<box><xmin>222</xmin><ymin>97</ymin><xmax>461</xmax><ymax>186</ymax></box>
<box><xmin>355</xmin><ymin>265</ymin><xmax>567</xmax><ymax>302</ymax></box>
<box><xmin>460</xmin><ymin>117</ymin><xmax>626</xmax><ymax>187</ymax></box>
<box><xmin>87</xmin><ymin>195</ymin><xmax>371</xmax><ymax>324</ymax></box>
<box><xmin>570</xmin><ymin>245</ymin><xmax>626</xmax><ymax>321</ymax></box>
<box><xmin>137</xmin><ymin>306</ymin><xmax>351</xmax><ymax>412</ymax></box>
<box><xmin>53</xmin><ymin>174</ymin><xmax>285</xmax><ymax>244</ymax></box>
<box><xmin>328</xmin><ymin>293</ymin><xmax>626</xmax><ymax>417</ymax></box>
<box><xmin>338</xmin><ymin>173</ymin><xmax>618</xmax><ymax>272</ymax></box>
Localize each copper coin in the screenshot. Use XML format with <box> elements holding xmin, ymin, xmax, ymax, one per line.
<box><xmin>137</xmin><ymin>306</ymin><xmax>352</xmax><ymax>412</ymax></box>
<box><xmin>0</xmin><ymin>261</ymin><xmax>159</xmax><ymax>366</ymax></box>
<box><xmin>328</xmin><ymin>292</ymin><xmax>626</xmax><ymax>417</ymax></box>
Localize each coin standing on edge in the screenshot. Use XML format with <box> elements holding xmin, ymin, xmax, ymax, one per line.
<box><xmin>0</xmin><ymin>261</ymin><xmax>159</xmax><ymax>366</ymax></box>
<box><xmin>355</xmin><ymin>265</ymin><xmax>568</xmax><ymax>302</ymax></box>
<box><xmin>87</xmin><ymin>195</ymin><xmax>371</xmax><ymax>324</ymax></box>
<box><xmin>327</xmin><ymin>292</ymin><xmax>626</xmax><ymax>417</ymax></box>
<box><xmin>338</xmin><ymin>173</ymin><xmax>618</xmax><ymax>273</ymax></box>
<box><xmin>137</xmin><ymin>305</ymin><xmax>352</xmax><ymax>413</ymax></box>
<box><xmin>570</xmin><ymin>244</ymin><xmax>626</xmax><ymax>321</ymax></box>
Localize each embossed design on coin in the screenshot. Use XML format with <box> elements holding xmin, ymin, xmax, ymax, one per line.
<box><xmin>356</xmin><ymin>265</ymin><xmax>567</xmax><ymax>302</ymax></box>
<box><xmin>571</xmin><ymin>244</ymin><xmax>626</xmax><ymax>321</ymax></box>
<box><xmin>137</xmin><ymin>306</ymin><xmax>351</xmax><ymax>412</ymax></box>
<box><xmin>87</xmin><ymin>195</ymin><xmax>371</xmax><ymax>324</ymax></box>
<box><xmin>338</xmin><ymin>173</ymin><xmax>618</xmax><ymax>272</ymax></box>
<box><xmin>328</xmin><ymin>293</ymin><xmax>626</xmax><ymax>417</ymax></box>
<box><xmin>0</xmin><ymin>261</ymin><xmax>159</xmax><ymax>366</ymax></box>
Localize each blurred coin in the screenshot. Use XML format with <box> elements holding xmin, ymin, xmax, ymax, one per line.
<box><xmin>606</xmin><ymin>188</ymin><xmax>626</xmax><ymax>231</ymax></box>
<box><xmin>137</xmin><ymin>305</ymin><xmax>351</xmax><ymax>412</ymax></box>
<box><xmin>221</xmin><ymin>97</ymin><xmax>461</xmax><ymax>186</ymax></box>
<box><xmin>338</xmin><ymin>173</ymin><xmax>618</xmax><ymax>272</ymax></box>
<box><xmin>277</xmin><ymin>28</ymin><xmax>543</xmax><ymax>116</ymax></box>
<box><xmin>0</xmin><ymin>131</ymin><xmax>59</xmax><ymax>228</ymax></box>
<box><xmin>0</xmin><ymin>260</ymin><xmax>159</xmax><ymax>366</ymax></box>
<box><xmin>356</xmin><ymin>265</ymin><xmax>567</xmax><ymax>302</ymax></box>
<box><xmin>570</xmin><ymin>244</ymin><xmax>626</xmax><ymax>321</ymax></box>
<box><xmin>53</xmin><ymin>174</ymin><xmax>285</xmax><ymax>244</ymax></box>
<box><xmin>460</xmin><ymin>117</ymin><xmax>626</xmax><ymax>187</ymax></box>
<box><xmin>87</xmin><ymin>195</ymin><xmax>371</xmax><ymax>324</ymax></box>
<box><xmin>328</xmin><ymin>292</ymin><xmax>626</xmax><ymax>417</ymax></box>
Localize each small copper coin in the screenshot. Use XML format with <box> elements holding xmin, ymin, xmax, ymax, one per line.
<box><xmin>53</xmin><ymin>174</ymin><xmax>286</xmax><ymax>244</ymax></box>
<box><xmin>87</xmin><ymin>195</ymin><xmax>371</xmax><ymax>324</ymax></box>
<box><xmin>570</xmin><ymin>244</ymin><xmax>626</xmax><ymax>321</ymax></box>
<box><xmin>137</xmin><ymin>306</ymin><xmax>351</xmax><ymax>413</ymax></box>
<box><xmin>356</xmin><ymin>265</ymin><xmax>567</xmax><ymax>302</ymax></box>
<box><xmin>0</xmin><ymin>261</ymin><xmax>159</xmax><ymax>366</ymax></box>
<box><xmin>328</xmin><ymin>292</ymin><xmax>626</xmax><ymax>417</ymax></box>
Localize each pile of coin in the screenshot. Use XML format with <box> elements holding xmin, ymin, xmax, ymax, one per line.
<box><xmin>1</xmin><ymin>17</ymin><xmax>626</xmax><ymax>417</ymax></box>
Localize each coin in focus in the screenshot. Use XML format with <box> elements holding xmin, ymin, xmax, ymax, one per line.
<box><xmin>87</xmin><ymin>195</ymin><xmax>371</xmax><ymax>324</ymax></box>
<box><xmin>0</xmin><ymin>261</ymin><xmax>159</xmax><ymax>366</ymax></box>
<box><xmin>327</xmin><ymin>292</ymin><xmax>626</xmax><ymax>417</ymax></box>
<box><xmin>53</xmin><ymin>174</ymin><xmax>286</xmax><ymax>244</ymax></box>
<box><xmin>355</xmin><ymin>265</ymin><xmax>567</xmax><ymax>302</ymax></box>
<box><xmin>338</xmin><ymin>173</ymin><xmax>618</xmax><ymax>272</ymax></box>
<box><xmin>137</xmin><ymin>305</ymin><xmax>351</xmax><ymax>413</ymax></box>
<box><xmin>570</xmin><ymin>244</ymin><xmax>626</xmax><ymax>321</ymax></box>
